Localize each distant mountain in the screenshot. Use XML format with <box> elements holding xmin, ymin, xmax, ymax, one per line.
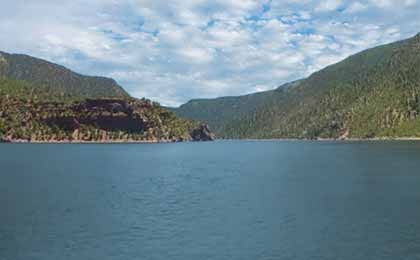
<box><xmin>173</xmin><ymin>33</ymin><xmax>420</xmax><ymax>139</ymax></box>
<box><xmin>172</xmin><ymin>81</ymin><xmax>301</xmax><ymax>134</ymax></box>
<box><xmin>0</xmin><ymin>51</ymin><xmax>128</xmax><ymax>98</ymax></box>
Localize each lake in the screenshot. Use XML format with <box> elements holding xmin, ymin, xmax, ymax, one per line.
<box><xmin>1</xmin><ymin>141</ymin><xmax>420</xmax><ymax>260</ymax></box>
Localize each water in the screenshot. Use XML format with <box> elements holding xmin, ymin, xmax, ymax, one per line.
<box><xmin>1</xmin><ymin>141</ymin><xmax>420</xmax><ymax>260</ymax></box>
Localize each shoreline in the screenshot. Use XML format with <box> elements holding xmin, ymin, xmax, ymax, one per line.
<box><xmin>2</xmin><ymin>137</ymin><xmax>420</xmax><ymax>144</ymax></box>
<box><xmin>0</xmin><ymin>139</ymin><xmax>185</xmax><ymax>144</ymax></box>
<box><xmin>223</xmin><ymin>137</ymin><xmax>420</xmax><ymax>142</ymax></box>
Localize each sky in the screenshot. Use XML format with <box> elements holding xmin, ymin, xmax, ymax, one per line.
<box><xmin>0</xmin><ymin>1</ymin><xmax>419</xmax><ymax>106</ymax></box>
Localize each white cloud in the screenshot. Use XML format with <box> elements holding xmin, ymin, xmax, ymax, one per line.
<box><xmin>404</xmin><ymin>0</ymin><xmax>417</xmax><ymax>6</ymax></box>
<box><xmin>345</xmin><ymin>2</ymin><xmax>368</xmax><ymax>13</ymax></box>
<box><xmin>315</xmin><ymin>0</ymin><xmax>343</xmax><ymax>12</ymax></box>
<box><xmin>368</xmin><ymin>0</ymin><xmax>416</xmax><ymax>8</ymax></box>
<box><xmin>177</xmin><ymin>47</ymin><xmax>214</xmax><ymax>63</ymax></box>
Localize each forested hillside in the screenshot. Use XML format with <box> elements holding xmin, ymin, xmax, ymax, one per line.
<box><xmin>0</xmin><ymin>51</ymin><xmax>128</xmax><ymax>99</ymax></box>
<box><xmin>172</xmin><ymin>81</ymin><xmax>300</xmax><ymax>133</ymax></box>
<box><xmin>0</xmin><ymin>78</ymin><xmax>207</xmax><ymax>142</ymax></box>
<box><xmin>0</xmin><ymin>55</ymin><xmax>213</xmax><ymax>143</ymax></box>
<box><xmin>174</xmin><ymin>33</ymin><xmax>420</xmax><ymax>139</ymax></box>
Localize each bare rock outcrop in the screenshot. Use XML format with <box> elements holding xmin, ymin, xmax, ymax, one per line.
<box><xmin>190</xmin><ymin>124</ymin><xmax>215</xmax><ymax>141</ymax></box>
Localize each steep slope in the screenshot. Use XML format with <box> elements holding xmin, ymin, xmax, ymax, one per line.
<box><xmin>174</xmin><ymin>33</ymin><xmax>420</xmax><ymax>139</ymax></box>
<box><xmin>0</xmin><ymin>78</ymin><xmax>214</xmax><ymax>143</ymax></box>
<box><xmin>0</xmin><ymin>51</ymin><xmax>128</xmax><ymax>98</ymax></box>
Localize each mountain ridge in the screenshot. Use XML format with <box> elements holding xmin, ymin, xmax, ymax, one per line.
<box><xmin>0</xmin><ymin>51</ymin><xmax>129</xmax><ymax>99</ymax></box>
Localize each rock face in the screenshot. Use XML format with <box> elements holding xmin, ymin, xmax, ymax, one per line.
<box><xmin>44</xmin><ymin>99</ymin><xmax>147</xmax><ymax>133</ymax></box>
<box><xmin>190</xmin><ymin>124</ymin><xmax>215</xmax><ymax>141</ymax></box>
<box><xmin>0</xmin><ymin>97</ymin><xmax>213</xmax><ymax>143</ymax></box>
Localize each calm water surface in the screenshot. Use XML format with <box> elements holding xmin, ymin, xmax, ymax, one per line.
<box><xmin>1</xmin><ymin>141</ymin><xmax>420</xmax><ymax>260</ymax></box>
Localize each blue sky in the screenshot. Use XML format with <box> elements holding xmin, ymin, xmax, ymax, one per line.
<box><xmin>0</xmin><ymin>0</ymin><xmax>419</xmax><ymax>106</ymax></box>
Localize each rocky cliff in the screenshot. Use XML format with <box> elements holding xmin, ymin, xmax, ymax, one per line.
<box><xmin>0</xmin><ymin>96</ymin><xmax>214</xmax><ymax>143</ymax></box>
<box><xmin>190</xmin><ymin>124</ymin><xmax>216</xmax><ymax>141</ymax></box>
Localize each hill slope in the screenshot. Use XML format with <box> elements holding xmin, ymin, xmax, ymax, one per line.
<box><xmin>172</xmin><ymin>80</ymin><xmax>301</xmax><ymax>133</ymax></box>
<box><xmin>0</xmin><ymin>54</ymin><xmax>213</xmax><ymax>143</ymax></box>
<box><xmin>0</xmin><ymin>51</ymin><xmax>128</xmax><ymax>98</ymax></box>
<box><xmin>174</xmin><ymin>33</ymin><xmax>420</xmax><ymax>139</ymax></box>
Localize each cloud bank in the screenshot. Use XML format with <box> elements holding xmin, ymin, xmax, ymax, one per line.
<box><xmin>0</xmin><ymin>0</ymin><xmax>419</xmax><ymax>106</ymax></box>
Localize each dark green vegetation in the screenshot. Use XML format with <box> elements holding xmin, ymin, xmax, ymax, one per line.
<box><xmin>174</xmin><ymin>33</ymin><xmax>420</xmax><ymax>139</ymax></box>
<box><xmin>0</xmin><ymin>51</ymin><xmax>128</xmax><ymax>98</ymax></box>
<box><xmin>173</xmin><ymin>80</ymin><xmax>301</xmax><ymax>134</ymax></box>
<box><xmin>0</xmin><ymin>54</ymin><xmax>211</xmax><ymax>142</ymax></box>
